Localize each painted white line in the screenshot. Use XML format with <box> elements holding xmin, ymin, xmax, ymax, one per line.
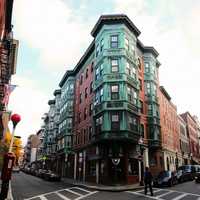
<box><xmin>171</xmin><ymin>193</ymin><xmax>188</xmax><ymax>200</ymax></box>
<box><xmin>156</xmin><ymin>191</ymin><xmax>173</xmax><ymax>198</ymax></box>
<box><xmin>73</xmin><ymin>186</ymin><xmax>91</xmax><ymax>193</ymax></box>
<box><xmin>65</xmin><ymin>188</ymin><xmax>82</xmax><ymax>196</ymax></box>
<box><xmin>127</xmin><ymin>191</ymin><xmax>158</xmax><ymax>199</ymax></box>
<box><xmin>40</xmin><ymin>196</ymin><xmax>48</xmax><ymax>200</ymax></box>
<box><xmin>75</xmin><ymin>191</ymin><xmax>99</xmax><ymax>200</ymax></box>
<box><xmin>56</xmin><ymin>191</ymin><xmax>71</xmax><ymax>200</ymax></box>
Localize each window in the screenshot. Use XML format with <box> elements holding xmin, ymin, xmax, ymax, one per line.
<box><xmin>100</xmin><ymin>38</ymin><xmax>104</xmax><ymax>51</ymax></box>
<box><xmin>111</xmin><ymin>59</ymin><xmax>119</xmax><ymax>72</ymax></box>
<box><xmin>139</xmin><ymin>79</ymin><xmax>142</xmax><ymax>90</ymax></box>
<box><xmin>79</xmin><ymin>93</ymin><xmax>82</xmax><ymax>103</ymax></box>
<box><xmin>90</xmin><ymin>82</ymin><xmax>93</xmax><ymax>94</ymax></box>
<box><xmin>78</xmin><ymin>112</ymin><xmax>81</xmax><ymax>123</ymax></box>
<box><xmin>128</xmin><ymin>115</ymin><xmax>138</xmax><ymax>131</ymax></box>
<box><xmin>88</xmin><ymin>126</ymin><xmax>92</xmax><ymax>140</ymax></box>
<box><xmin>96</xmin><ymin>44</ymin><xmax>99</xmax><ymax>57</ymax></box>
<box><xmin>111</xmin><ymin>85</ymin><xmax>119</xmax><ymax>100</ymax></box>
<box><xmin>145</xmin><ymin>62</ymin><xmax>150</xmax><ymax>73</ymax></box>
<box><xmin>84</xmin><ymin>107</ymin><xmax>87</xmax><ymax>119</ymax></box>
<box><xmin>139</xmin><ymin>100</ymin><xmax>144</xmax><ymax>113</ymax></box>
<box><xmin>132</xmin><ymin>67</ymin><xmax>136</xmax><ymax>79</ymax></box>
<box><xmin>138</xmin><ymin>58</ymin><xmax>141</xmax><ymax>69</ymax></box>
<box><xmin>146</xmin><ymin>82</ymin><xmax>150</xmax><ymax>94</ymax></box>
<box><xmin>100</xmin><ymin>63</ymin><xmax>103</xmax><ymax>76</ymax></box>
<box><xmin>111</xmin><ymin>112</ymin><xmax>120</xmax><ymax>130</ymax></box>
<box><xmin>85</xmin><ymin>87</ymin><xmax>88</xmax><ymax>99</ymax></box>
<box><xmin>80</xmin><ymin>74</ymin><xmax>83</xmax><ymax>85</ymax></box>
<box><xmin>110</xmin><ymin>35</ymin><xmax>118</xmax><ymax>48</ymax></box>
<box><xmin>91</xmin><ymin>62</ymin><xmax>94</xmax><ymax>72</ymax></box>
<box><xmin>85</xmin><ymin>68</ymin><xmax>88</xmax><ymax>79</ymax></box>
<box><xmin>126</xmin><ymin>62</ymin><xmax>131</xmax><ymax>75</ymax></box>
<box><xmin>148</xmin><ymin>104</ymin><xmax>153</xmax><ymax>115</ymax></box>
<box><xmin>100</xmin><ymin>87</ymin><xmax>103</xmax><ymax>102</ymax></box>
<box><xmin>125</xmin><ymin>37</ymin><xmax>129</xmax><ymax>50</ymax></box>
<box><xmin>95</xmin><ymin>67</ymin><xmax>99</xmax><ymax>80</ymax></box>
<box><xmin>96</xmin><ymin>116</ymin><xmax>103</xmax><ymax>133</ymax></box>
<box><xmin>127</xmin><ymin>85</ymin><xmax>137</xmax><ymax>105</ymax></box>
<box><xmin>130</xmin><ymin>44</ymin><xmax>135</xmax><ymax>55</ymax></box>
<box><xmin>89</xmin><ymin>103</ymin><xmax>93</xmax><ymax>116</ymax></box>
<box><xmin>140</xmin><ymin>124</ymin><xmax>144</xmax><ymax>137</ymax></box>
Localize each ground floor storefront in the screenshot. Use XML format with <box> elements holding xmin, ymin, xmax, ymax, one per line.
<box><xmin>73</xmin><ymin>142</ymin><xmax>149</xmax><ymax>185</ymax></box>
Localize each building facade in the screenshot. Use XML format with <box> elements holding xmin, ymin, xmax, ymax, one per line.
<box><xmin>178</xmin><ymin>115</ymin><xmax>190</xmax><ymax>165</ymax></box>
<box><xmin>0</xmin><ymin>0</ymin><xmax>19</xmax><ymax>138</ymax></box>
<box><xmin>158</xmin><ymin>86</ymin><xmax>181</xmax><ymax>172</ymax></box>
<box><xmin>180</xmin><ymin>112</ymin><xmax>199</xmax><ymax>164</ymax></box>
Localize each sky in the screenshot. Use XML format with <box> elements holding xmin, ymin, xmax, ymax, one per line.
<box><xmin>8</xmin><ymin>0</ymin><xmax>200</xmax><ymax>145</ymax></box>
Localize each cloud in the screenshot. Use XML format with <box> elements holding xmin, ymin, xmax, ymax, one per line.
<box><xmin>8</xmin><ymin>75</ymin><xmax>49</xmax><ymax>145</ymax></box>
<box><xmin>13</xmin><ymin>0</ymin><xmax>93</xmax><ymax>72</ymax></box>
<box><xmin>114</xmin><ymin>0</ymin><xmax>200</xmax><ymax>117</ymax></box>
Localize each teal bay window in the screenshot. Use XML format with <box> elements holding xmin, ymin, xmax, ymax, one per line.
<box><xmin>95</xmin><ymin>63</ymin><xmax>103</xmax><ymax>80</ymax></box>
<box><xmin>95</xmin><ymin>115</ymin><xmax>103</xmax><ymax>133</ymax></box>
<box><xmin>128</xmin><ymin>114</ymin><xmax>138</xmax><ymax>132</ymax></box>
<box><xmin>95</xmin><ymin>87</ymin><xmax>104</xmax><ymax>105</ymax></box>
<box><xmin>111</xmin><ymin>112</ymin><xmax>120</xmax><ymax>130</ymax></box>
<box><xmin>127</xmin><ymin>85</ymin><xmax>137</xmax><ymax>105</ymax></box>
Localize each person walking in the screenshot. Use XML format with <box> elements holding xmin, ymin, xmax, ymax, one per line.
<box><xmin>144</xmin><ymin>167</ymin><xmax>153</xmax><ymax>196</ymax></box>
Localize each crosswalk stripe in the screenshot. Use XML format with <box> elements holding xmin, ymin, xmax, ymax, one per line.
<box><xmin>171</xmin><ymin>193</ymin><xmax>188</xmax><ymax>200</ymax></box>
<box><xmin>75</xmin><ymin>191</ymin><xmax>99</xmax><ymax>200</ymax></box>
<box><xmin>73</xmin><ymin>186</ymin><xmax>91</xmax><ymax>193</ymax></box>
<box><xmin>40</xmin><ymin>196</ymin><xmax>48</xmax><ymax>200</ymax></box>
<box><xmin>64</xmin><ymin>188</ymin><xmax>82</xmax><ymax>196</ymax></box>
<box><xmin>127</xmin><ymin>191</ymin><xmax>157</xmax><ymax>199</ymax></box>
<box><xmin>55</xmin><ymin>192</ymin><xmax>71</xmax><ymax>200</ymax></box>
<box><xmin>156</xmin><ymin>191</ymin><xmax>173</xmax><ymax>198</ymax></box>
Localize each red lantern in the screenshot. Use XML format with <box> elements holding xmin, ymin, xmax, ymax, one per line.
<box><xmin>11</xmin><ymin>114</ymin><xmax>21</xmax><ymax>127</ymax></box>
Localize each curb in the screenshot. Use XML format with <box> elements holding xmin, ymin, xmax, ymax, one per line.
<box><xmin>73</xmin><ymin>182</ymin><xmax>144</xmax><ymax>192</ymax></box>
<box><xmin>7</xmin><ymin>181</ymin><xmax>13</xmax><ymax>200</ymax></box>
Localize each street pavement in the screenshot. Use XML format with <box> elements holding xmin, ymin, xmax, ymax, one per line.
<box><xmin>11</xmin><ymin>172</ymin><xmax>200</xmax><ymax>200</ymax></box>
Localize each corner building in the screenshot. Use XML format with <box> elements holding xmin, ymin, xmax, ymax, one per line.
<box><xmin>71</xmin><ymin>15</ymin><xmax>161</xmax><ymax>185</ymax></box>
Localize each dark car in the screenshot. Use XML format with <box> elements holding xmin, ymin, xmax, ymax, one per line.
<box><xmin>43</xmin><ymin>170</ymin><xmax>61</xmax><ymax>181</ymax></box>
<box><xmin>153</xmin><ymin>171</ymin><xmax>177</xmax><ymax>187</ymax></box>
<box><xmin>195</xmin><ymin>172</ymin><xmax>200</xmax><ymax>183</ymax></box>
<box><xmin>178</xmin><ymin>165</ymin><xmax>196</xmax><ymax>180</ymax></box>
<box><xmin>176</xmin><ymin>169</ymin><xmax>192</xmax><ymax>182</ymax></box>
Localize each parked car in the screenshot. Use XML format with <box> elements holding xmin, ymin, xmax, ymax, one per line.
<box><xmin>176</xmin><ymin>169</ymin><xmax>193</xmax><ymax>182</ymax></box>
<box><xmin>178</xmin><ymin>165</ymin><xmax>196</xmax><ymax>180</ymax></box>
<box><xmin>12</xmin><ymin>166</ymin><xmax>20</xmax><ymax>173</ymax></box>
<box><xmin>153</xmin><ymin>171</ymin><xmax>178</xmax><ymax>187</ymax></box>
<box><xmin>43</xmin><ymin>170</ymin><xmax>61</xmax><ymax>181</ymax></box>
<box><xmin>195</xmin><ymin>172</ymin><xmax>200</xmax><ymax>183</ymax></box>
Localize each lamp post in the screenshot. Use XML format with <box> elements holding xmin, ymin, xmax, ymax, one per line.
<box><xmin>138</xmin><ymin>137</ymin><xmax>144</xmax><ymax>186</ymax></box>
<box><xmin>0</xmin><ymin>113</ymin><xmax>21</xmax><ymax>199</ymax></box>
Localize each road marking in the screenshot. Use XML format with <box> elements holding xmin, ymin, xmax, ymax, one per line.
<box><xmin>127</xmin><ymin>191</ymin><xmax>158</xmax><ymax>199</ymax></box>
<box><xmin>40</xmin><ymin>196</ymin><xmax>48</xmax><ymax>200</ymax></box>
<box><xmin>171</xmin><ymin>193</ymin><xmax>188</xmax><ymax>200</ymax></box>
<box><xmin>64</xmin><ymin>188</ymin><xmax>82</xmax><ymax>196</ymax></box>
<box><xmin>75</xmin><ymin>191</ymin><xmax>99</xmax><ymax>200</ymax></box>
<box><xmin>55</xmin><ymin>192</ymin><xmax>71</xmax><ymax>200</ymax></box>
<box><xmin>156</xmin><ymin>191</ymin><xmax>173</xmax><ymax>198</ymax></box>
<box><xmin>73</xmin><ymin>186</ymin><xmax>91</xmax><ymax>193</ymax></box>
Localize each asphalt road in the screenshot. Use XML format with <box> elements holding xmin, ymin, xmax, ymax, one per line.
<box><xmin>11</xmin><ymin>172</ymin><xmax>200</xmax><ymax>200</ymax></box>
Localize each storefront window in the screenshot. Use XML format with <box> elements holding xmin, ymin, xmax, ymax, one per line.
<box><xmin>128</xmin><ymin>159</ymin><xmax>139</xmax><ymax>175</ymax></box>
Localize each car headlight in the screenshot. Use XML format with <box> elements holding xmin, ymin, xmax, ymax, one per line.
<box><xmin>195</xmin><ymin>177</ymin><xmax>198</xmax><ymax>180</ymax></box>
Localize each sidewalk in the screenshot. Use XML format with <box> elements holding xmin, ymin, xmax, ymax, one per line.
<box><xmin>62</xmin><ymin>177</ymin><xmax>144</xmax><ymax>192</ymax></box>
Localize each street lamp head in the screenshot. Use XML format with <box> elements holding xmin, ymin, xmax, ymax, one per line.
<box><xmin>11</xmin><ymin>113</ymin><xmax>21</xmax><ymax>128</ymax></box>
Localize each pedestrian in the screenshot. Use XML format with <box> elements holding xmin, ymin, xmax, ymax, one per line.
<box><xmin>144</xmin><ymin>167</ymin><xmax>153</xmax><ymax>196</ymax></box>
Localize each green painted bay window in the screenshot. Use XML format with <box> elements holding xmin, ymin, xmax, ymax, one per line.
<box><xmin>95</xmin><ymin>63</ymin><xmax>103</xmax><ymax>80</ymax></box>
<box><xmin>95</xmin><ymin>115</ymin><xmax>103</xmax><ymax>134</ymax></box>
<box><xmin>125</xmin><ymin>60</ymin><xmax>136</xmax><ymax>79</ymax></box>
<box><xmin>100</xmin><ymin>38</ymin><xmax>104</xmax><ymax>51</ymax></box>
<box><xmin>95</xmin><ymin>87</ymin><xmax>103</xmax><ymax>105</ymax></box>
<box><xmin>144</xmin><ymin>62</ymin><xmax>150</xmax><ymax>73</ymax></box>
<box><xmin>128</xmin><ymin>113</ymin><xmax>138</xmax><ymax>132</ymax></box>
<box><xmin>127</xmin><ymin>85</ymin><xmax>137</xmax><ymax>105</ymax></box>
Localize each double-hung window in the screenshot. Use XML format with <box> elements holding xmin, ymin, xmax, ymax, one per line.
<box><xmin>145</xmin><ymin>62</ymin><xmax>150</xmax><ymax>73</ymax></box>
<box><xmin>96</xmin><ymin>44</ymin><xmax>100</xmax><ymax>57</ymax></box>
<box><xmin>125</xmin><ymin>37</ymin><xmax>129</xmax><ymax>50</ymax></box>
<box><xmin>100</xmin><ymin>87</ymin><xmax>103</xmax><ymax>102</ymax></box>
<box><xmin>111</xmin><ymin>59</ymin><xmax>119</xmax><ymax>72</ymax></box>
<box><xmin>126</xmin><ymin>61</ymin><xmax>131</xmax><ymax>75</ymax></box>
<box><xmin>132</xmin><ymin>67</ymin><xmax>136</xmax><ymax>79</ymax></box>
<box><xmin>111</xmin><ymin>35</ymin><xmax>118</xmax><ymax>48</ymax></box>
<box><xmin>95</xmin><ymin>67</ymin><xmax>100</xmax><ymax>80</ymax></box>
<box><xmin>111</xmin><ymin>112</ymin><xmax>120</xmax><ymax>130</ymax></box>
<box><xmin>100</xmin><ymin>38</ymin><xmax>104</xmax><ymax>51</ymax></box>
<box><xmin>111</xmin><ymin>85</ymin><xmax>119</xmax><ymax>100</ymax></box>
<box><xmin>128</xmin><ymin>115</ymin><xmax>137</xmax><ymax>131</ymax></box>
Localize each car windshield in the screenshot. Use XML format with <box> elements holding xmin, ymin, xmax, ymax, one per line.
<box><xmin>158</xmin><ymin>171</ymin><xmax>170</xmax><ymax>178</ymax></box>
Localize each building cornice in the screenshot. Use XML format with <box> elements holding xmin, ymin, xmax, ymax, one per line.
<box><xmin>159</xmin><ymin>86</ymin><xmax>171</xmax><ymax>101</ymax></box>
<box><xmin>91</xmin><ymin>14</ymin><xmax>141</xmax><ymax>37</ymax></box>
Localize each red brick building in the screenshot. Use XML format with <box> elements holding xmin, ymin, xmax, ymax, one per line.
<box><xmin>180</xmin><ymin>112</ymin><xmax>199</xmax><ymax>164</ymax></box>
<box><xmin>158</xmin><ymin>86</ymin><xmax>181</xmax><ymax>171</ymax></box>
